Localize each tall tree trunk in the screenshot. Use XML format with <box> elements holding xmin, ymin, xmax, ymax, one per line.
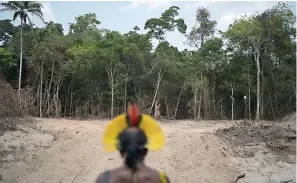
<box><xmin>212</xmin><ymin>82</ymin><xmax>216</xmax><ymax>120</ymax></box>
<box><xmin>111</xmin><ymin>77</ymin><xmax>114</xmax><ymax>118</ymax></box>
<box><xmin>194</xmin><ymin>86</ymin><xmax>198</xmax><ymax>119</ymax></box>
<box><xmin>270</xmin><ymin>64</ymin><xmax>277</xmax><ymax>118</ymax></box>
<box><xmin>231</xmin><ymin>83</ymin><xmax>234</xmax><ymax>121</ymax></box>
<box><xmin>255</xmin><ymin>49</ymin><xmax>260</xmax><ymax>121</ymax></box>
<box><xmin>56</xmin><ymin>78</ymin><xmax>62</xmax><ymax>117</ymax></box>
<box><xmin>106</xmin><ymin>66</ymin><xmax>115</xmax><ymax>118</ymax></box>
<box><xmin>149</xmin><ymin>71</ymin><xmax>162</xmax><ymax>116</ymax></box>
<box><xmin>17</xmin><ymin>19</ymin><xmax>23</xmax><ymax>103</ymax></box>
<box><xmin>261</xmin><ymin>68</ymin><xmax>264</xmax><ymax>119</ymax></box>
<box><xmin>197</xmin><ymin>73</ymin><xmax>202</xmax><ymax>119</ymax></box>
<box><xmin>46</xmin><ymin>59</ymin><xmax>55</xmax><ymax>116</ymax></box>
<box><xmin>151</xmin><ymin>39</ymin><xmax>163</xmax><ymax>118</ymax></box>
<box><xmin>173</xmin><ymin>87</ymin><xmax>183</xmax><ymax>119</ymax></box>
<box><xmin>244</xmin><ymin>97</ymin><xmax>247</xmax><ymax>119</ymax></box>
<box><xmin>36</xmin><ymin>86</ymin><xmax>40</xmax><ymax>116</ymax></box>
<box><xmin>64</xmin><ymin>84</ymin><xmax>70</xmax><ymax>117</ymax></box>
<box><xmin>124</xmin><ymin>73</ymin><xmax>128</xmax><ymax>112</ymax></box>
<box><xmin>275</xmin><ymin>74</ymin><xmax>279</xmax><ymax>116</ymax></box>
<box><xmin>220</xmin><ymin>98</ymin><xmax>223</xmax><ymax>120</ymax></box>
<box><xmin>154</xmin><ymin>79</ymin><xmax>161</xmax><ymax>119</ymax></box>
<box><xmin>70</xmin><ymin>75</ymin><xmax>73</xmax><ymax>116</ymax></box>
<box><xmin>248</xmin><ymin>67</ymin><xmax>251</xmax><ymax>120</ymax></box>
<box><xmin>70</xmin><ymin>88</ymin><xmax>73</xmax><ymax>116</ymax></box>
<box><xmin>163</xmin><ymin>93</ymin><xmax>170</xmax><ymax>119</ymax></box>
<box><xmin>53</xmin><ymin>82</ymin><xmax>58</xmax><ymax>117</ymax></box>
<box><xmin>39</xmin><ymin>60</ymin><xmax>44</xmax><ymax>117</ymax></box>
<box><xmin>95</xmin><ymin>87</ymin><xmax>102</xmax><ymax>118</ymax></box>
<box><xmin>204</xmin><ymin>82</ymin><xmax>209</xmax><ymax>119</ymax></box>
<box><xmin>42</xmin><ymin>80</ymin><xmax>48</xmax><ymax>111</ymax></box>
<box><xmin>268</xmin><ymin>91</ymin><xmax>275</xmax><ymax>120</ymax></box>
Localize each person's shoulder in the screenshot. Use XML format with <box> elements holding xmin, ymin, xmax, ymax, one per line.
<box><xmin>95</xmin><ymin>170</ymin><xmax>108</xmax><ymax>183</ymax></box>
<box><xmin>95</xmin><ymin>167</ymin><xmax>122</xmax><ymax>183</ymax></box>
<box><xmin>145</xmin><ymin>166</ymin><xmax>171</xmax><ymax>183</ymax></box>
<box><xmin>159</xmin><ymin>171</ymin><xmax>170</xmax><ymax>183</ymax></box>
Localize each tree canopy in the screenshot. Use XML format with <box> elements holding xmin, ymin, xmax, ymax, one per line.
<box><xmin>0</xmin><ymin>2</ymin><xmax>295</xmax><ymax>120</ymax></box>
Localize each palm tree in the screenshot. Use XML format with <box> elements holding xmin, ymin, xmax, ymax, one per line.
<box><xmin>0</xmin><ymin>1</ymin><xmax>44</xmax><ymax>102</ymax></box>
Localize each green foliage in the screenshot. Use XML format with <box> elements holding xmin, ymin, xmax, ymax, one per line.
<box><xmin>188</xmin><ymin>7</ymin><xmax>217</xmax><ymax>48</ymax></box>
<box><xmin>0</xmin><ymin>2</ymin><xmax>295</xmax><ymax>120</ymax></box>
<box><xmin>0</xmin><ymin>19</ymin><xmax>14</xmax><ymax>46</ymax></box>
<box><xmin>69</xmin><ymin>13</ymin><xmax>101</xmax><ymax>34</ymax></box>
<box><xmin>144</xmin><ymin>6</ymin><xmax>187</xmax><ymax>42</ymax></box>
<box><xmin>0</xmin><ymin>47</ymin><xmax>15</xmax><ymax>70</ymax></box>
<box><xmin>0</xmin><ymin>1</ymin><xmax>44</xmax><ymax>25</ymax></box>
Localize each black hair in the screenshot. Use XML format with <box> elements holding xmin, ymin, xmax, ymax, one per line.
<box><xmin>117</xmin><ymin>128</ymin><xmax>148</xmax><ymax>172</ymax></box>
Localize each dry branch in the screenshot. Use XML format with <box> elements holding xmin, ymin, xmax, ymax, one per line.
<box><xmin>280</xmin><ymin>180</ymin><xmax>294</xmax><ymax>183</ymax></box>
<box><xmin>70</xmin><ymin>165</ymin><xmax>87</xmax><ymax>183</ymax></box>
<box><xmin>233</xmin><ymin>174</ymin><xmax>245</xmax><ymax>183</ymax></box>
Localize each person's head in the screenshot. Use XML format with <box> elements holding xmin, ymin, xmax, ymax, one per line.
<box><xmin>102</xmin><ymin>102</ymin><xmax>165</xmax><ymax>172</ymax></box>
<box><xmin>117</xmin><ymin>127</ymin><xmax>148</xmax><ymax>171</ymax></box>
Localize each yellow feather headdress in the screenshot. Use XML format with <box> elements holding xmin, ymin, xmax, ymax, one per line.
<box><xmin>102</xmin><ymin>103</ymin><xmax>165</xmax><ymax>153</ymax></box>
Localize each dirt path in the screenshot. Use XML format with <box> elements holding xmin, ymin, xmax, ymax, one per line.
<box><xmin>0</xmin><ymin>118</ymin><xmax>295</xmax><ymax>183</ymax></box>
<box><xmin>0</xmin><ymin>118</ymin><xmax>241</xmax><ymax>183</ymax></box>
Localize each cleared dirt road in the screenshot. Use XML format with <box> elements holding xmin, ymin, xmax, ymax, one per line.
<box><xmin>1</xmin><ymin>118</ymin><xmax>240</xmax><ymax>183</ymax></box>
<box><xmin>1</xmin><ymin>118</ymin><xmax>295</xmax><ymax>183</ymax></box>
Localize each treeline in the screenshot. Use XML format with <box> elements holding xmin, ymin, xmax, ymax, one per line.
<box><xmin>0</xmin><ymin>2</ymin><xmax>295</xmax><ymax>120</ymax></box>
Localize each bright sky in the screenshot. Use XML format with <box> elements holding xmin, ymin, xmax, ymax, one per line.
<box><xmin>0</xmin><ymin>1</ymin><xmax>296</xmax><ymax>50</ymax></box>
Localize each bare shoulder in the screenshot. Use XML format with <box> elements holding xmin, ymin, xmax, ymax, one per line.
<box><xmin>95</xmin><ymin>171</ymin><xmax>106</xmax><ymax>183</ymax></box>
<box><xmin>159</xmin><ymin>170</ymin><xmax>170</xmax><ymax>183</ymax></box>
<box><xmin>95</xmin><ymin>167</ymin><xmax>170</xmax><ymax>183</ymax></box>
<box><xmin>165</xmin><ymin>175</ymin><xmax>171</xmax><ymax>183</ymax></box>
<box><xmin>157</xmin><ymin>168</ymin><xmax>171</xmax><ymax>183</ymax></box>
<box><xmin>142</xmin><ymin>166</ymin><xmax>160</xmax><ymax>175</ymax></box>
<box><xmin>95</xmin><ymin>167</ymin><xmax>122</xmax><ymax>183</ymax></box>
<box><xmin>145</xmin><ymin>166</ymin><xmax>171</xmax><ymax>183</ymax></box>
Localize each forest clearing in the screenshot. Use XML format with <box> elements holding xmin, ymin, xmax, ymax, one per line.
<box><xmin>0</xmin><ymin>1</ymin><xmax>296</xmax><ymax>183</ymax></box>
<box><xmin>0</xmin><ymin>116</ymin><xmax>296</xmax><ymax>183</ymax></box>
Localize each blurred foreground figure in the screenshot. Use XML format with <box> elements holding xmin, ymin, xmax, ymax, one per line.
<box><xmin>96</xmin><ymin>103</ymin><xmax>170</xmax><ymax>183</ymax></box>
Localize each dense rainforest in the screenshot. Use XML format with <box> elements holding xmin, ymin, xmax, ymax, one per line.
<box><xmin>0</xmin><ymin>2</ymin><xmax>295</xmax><ymax>120</ymax></box>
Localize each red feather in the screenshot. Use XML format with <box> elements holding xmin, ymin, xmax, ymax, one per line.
<box><xmin>128</xmin><ymin>103</ymin><xmax>140</xmax><ymax>126</ymax></box>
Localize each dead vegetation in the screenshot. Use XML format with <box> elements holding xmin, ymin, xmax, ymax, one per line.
<box><xmin>0</xmin><ymin>80</ymin><xmax>23</xmax><ymax>118</ymax></box>
<box><xmin>215</xmin><ymin>115</ymin><xmax>296</xmax><ymax>161</ymax></box>
<box><xmin>0</xmin><ymin>80</ymin><xmax>25</xmax><ymax>170</ymax></box>
<box><xmin>0</xmin><ymin>80</ymin><xmax>24</xmax><ymax>136</ymax></box>
<box><xmin>215</xmin><ymin>116</ymin><xmax>296</xmax><ymax>183</ymax></box>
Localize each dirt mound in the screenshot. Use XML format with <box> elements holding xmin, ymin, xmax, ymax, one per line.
<box><xmin>0</xmin><ymin>118</ymin><xmax>18</xmax><ymax>136</ymax></box>
<box><xmin>0</xmin><ymin>80</ymin><xmax>23</xmax><ymax>136</ymax></box>
<box><xmin>215</xmin><ymin>120</ymin><xmax>296</xmax><ymax>183</ymax></box>
<box><xmin>215</xmin><ymin>121</ymin><xmax>296</xmax><ymax>159</ymax></box>
<box><xmin>0</xmin><ymin>124</ymin><xmax>54</xmax><ymax>170</ymax></box>
<box><xmin>282</xmin><ymin>112</ymin><xmax>296</xmax><ymax>123</ymax></box>
<box><xmin>0</xmin><ymin>81</ymin><xmax>22</xmax><ymax>118</ymax></box>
